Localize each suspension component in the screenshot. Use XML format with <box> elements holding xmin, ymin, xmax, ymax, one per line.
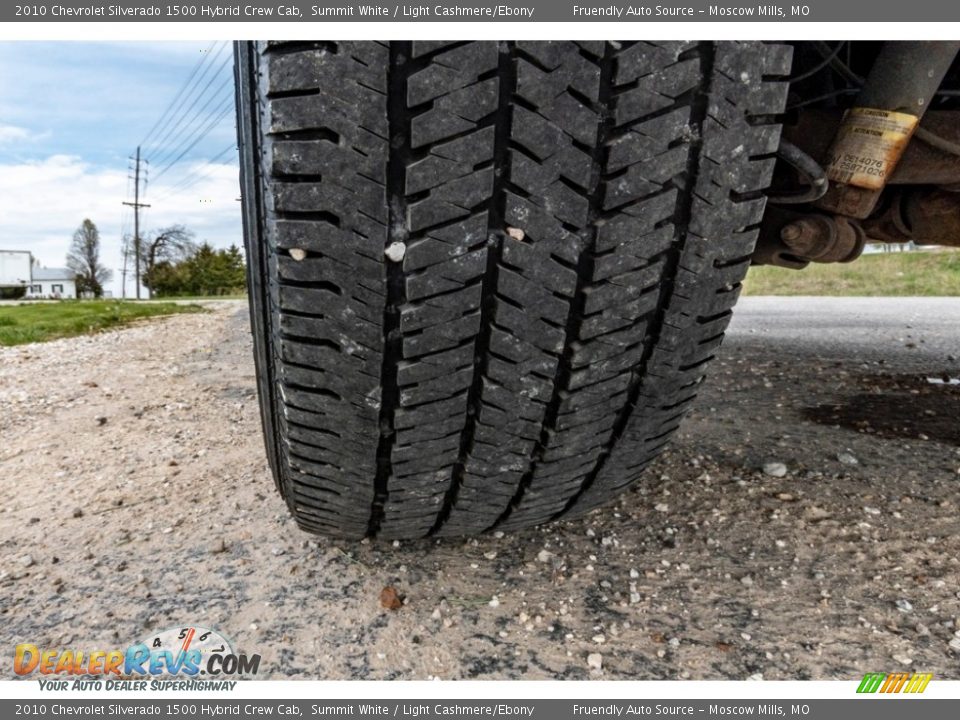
<box><xmin>861</xmin><ymin>189</ymin><xmax>960</xmax><ymax>247</ymax></box>
<box><xmin>815</xmin><ymin>42</ymin><xmax>960</xmax><ymax>219</ymax></box>
<box><xmin>754</xmin><ymin>209</ymin><xmax>866</xmax><ymax>269</ymax></box>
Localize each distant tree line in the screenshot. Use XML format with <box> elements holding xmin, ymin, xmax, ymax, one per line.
<box><xmin>123</xmin><ymin>225</ymin><xmax>247</xmax><ymax>297</ymax></box>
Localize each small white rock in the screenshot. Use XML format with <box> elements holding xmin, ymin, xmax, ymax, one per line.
<box><xmin>763</xmin><ymin>462</ymin><xmax>787</xmax><ymax>478</ymax></box>
<box><xmin>896</xmin><ymin>599</ymin><xmax>914</xmax><ymax>613</ymax></box>
<box><xmin>837</xmin><ymin>452</ymin><xmax>859</xmax><ymax>466</ymax></box>
<box><xmin>587</xmin><ymin>652</ymin><xmax>603</xmax><ymax>671</ymax></box>
<box><xmin>654</xmin><ymin>503</ymin><xmax>669</xmax><ymax>513</ymax></box>
<box><xmin>537</xmin><ymin>549</ymin><xmax>553</xmax><ymax>563</ymax></box>
<box><xmin>289</xmin><ymin>248</ymin><xmax>307</xmax><ymax>261</ymax></box>
<box><xmin>488</xmin><ymin>595</ymin><xmax>500</xmax><ymax>608</ymax></box>
<box><xmin>385</xmin><ymin>241</ymin><xmax>406</xmax><ymax>263</ymax></box>
<box><xmin>506</xmin><ymin>227</ymin><xmax>525</xmax><ymax>241</ymax></box>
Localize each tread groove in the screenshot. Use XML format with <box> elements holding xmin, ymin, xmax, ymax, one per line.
<box><xmin>367</xmin><ymin>41</ymin><xmax>412</xmax><ymax>537</ymax></box>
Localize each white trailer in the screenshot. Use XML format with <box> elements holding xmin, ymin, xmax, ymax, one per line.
<box><xmin>0</xmin><ymin>250</ymin><xmax>32</xmax><ymax>291</ymax></box>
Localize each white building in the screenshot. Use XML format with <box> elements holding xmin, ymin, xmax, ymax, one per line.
<box><xmin>26</xmin><ymin>267</ymin><xmax>77</xmax><ymax>299</ymax></box>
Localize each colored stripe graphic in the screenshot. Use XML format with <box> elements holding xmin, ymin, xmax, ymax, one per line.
<box><xmin>857</xmin><ymin>673</ymin><xmax>886</xmax><ymax>693</ymax></box>
<box><xmin>857</xmin><ymin>673</ymin><xmax>932</xmax><ymax>694</ymax></box>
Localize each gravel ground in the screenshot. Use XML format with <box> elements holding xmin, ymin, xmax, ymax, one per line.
<box><xmin>1</xmin><ymin>297</ymin><xmax>958</xmax><ymax>680</ymax></box>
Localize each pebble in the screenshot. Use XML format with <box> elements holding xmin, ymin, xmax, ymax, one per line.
<box><xmin>896</xmin><ymin>599</ymin><xmax>913</xmax><ymax>613</ymax></box>
<box><xmin>536</xmin><ymin>549</ymin><xmax>553</xmax><ymax>563</ymax></box>
<box><xmin>762</xmin><ymin>462</ymin><xmax>787</xmax><ymax>478</ymax></box>
<box><xmin>488</xmin><ymin>596</ymin><xmax>500</xmax><ymax>608</ymax></box>
<box><xmin>20</xmin><ymin>554</ymin><xmax>35</xmax><ymax>567</ymax></box>
<box><xmin>837</xmin><ymin>452</ymin><xmax>858</xmax><ymax>466</ymax></box>
<box><xmin>587</xmin><ymin>653</ymin><xmax>603</xmax><ymax>671</ymax></box>
<box><xmin>385</xmin><ymin>242</ymin><xmax>406</xmax><ymax>263</ymax></box>
<box><xmin>893</xmin><ymin>654</ymin><xmax>913</xmax><ymax>666</ymax></box>
<box><xmin>506</xmin><ymin>227</ymin><xmax>525</xmax><ymax>241</ymax></box>
<box><xmin>288</xmin><ymin>248</ymin><xmax>307</xmax><ymax>261</ymax></box>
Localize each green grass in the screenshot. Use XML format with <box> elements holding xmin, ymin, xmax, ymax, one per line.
<box><xmin>144</xmin><ymin>294</ymin><xmax>247</xmax><ymax>302</ymax></box>
<box><xmin>0</xmin><ymin>301</ymin><xmax>205</xmax><ymax>346</ymax></box>
<box><xmin>744</xmin><ymin>250</ymin><xmax>960</xmax><ymax>296</ymax></box>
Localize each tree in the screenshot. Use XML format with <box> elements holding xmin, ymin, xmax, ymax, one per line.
<box><xmin>135</xmin><ymin>241</ymin><xmax>246</xmax><ymax>297</ymax></box>
<box><xmin>141</xmin><ymin>225</ymin><xmax>197</xmax><ymax>294</ymax></box>
<box><xmin>67</xmin><ymin>219</ymin><xmax>112</xmax><ymax>297</ymax></box>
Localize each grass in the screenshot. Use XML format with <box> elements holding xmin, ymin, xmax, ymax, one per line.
<box><xmin>0</xmin><ymin>301</ymin><xmax>206</xmax><ymax>346</ymax></box>
<box><xmin>144</xmin><ymin>294</ymin><xmax>247</xmax><ymax>302</ymax></box>
<box><xmin>744</xmin><ymin>250</ymin><xmax>960</xmax><ymax>296</ymax></box>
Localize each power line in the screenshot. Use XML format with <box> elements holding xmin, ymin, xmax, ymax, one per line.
<box><xmin>151</xmin><ymin>103</ymin><xmax>235</xmax><ymax>182</ymax></box>
<box><xmin>143</xmin><ymin>43</ymin><xmax>230</xmax><ymax>160</ymax></box>
<box><xmin>152</xmin><ymin>143</ymin><xmax>237</xmax><ymax>202</ymax></box>
<box><xmin>143</xmin><ymin>41</ymin><xmax>227</xmax><ymax>156</ymax></box>
<box><xmin>139</xmin><ymin>40</ymin><xmax>218</xmax><ymax>150</ymax></box>
<box><xmin>148</xmin><ymin>74</ymin><xmax>234</xmax><ymax>172</ymax></box>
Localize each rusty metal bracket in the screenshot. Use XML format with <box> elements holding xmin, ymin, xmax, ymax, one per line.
<box><xmin>754</xmin><ymin>207</ymin><xmax>866</xmax><ymax>269</ymax></box>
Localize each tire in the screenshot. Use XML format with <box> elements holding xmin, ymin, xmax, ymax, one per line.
<box><xmin>236</xmin><ymin>40</ymin><xmax>792</xmax><ymax>540</ymax></box>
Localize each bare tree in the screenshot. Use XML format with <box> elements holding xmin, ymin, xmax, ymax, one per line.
<box><xmin>140</xmin><ymin>225</ymin><xmax>197</xmax><ymax>294</ymax></box>
<box><xmin>67</xmin><ymin>219</ymin><xmax>112</xmax><ymax>298</ymax></box>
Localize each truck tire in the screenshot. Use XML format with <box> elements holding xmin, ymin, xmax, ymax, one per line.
<box><xmin>236</xmin><ymin>40</ymin><xmax>791</xmax><ymax>540</ymax></box>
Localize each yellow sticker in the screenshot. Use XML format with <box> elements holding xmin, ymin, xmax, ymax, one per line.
<box><xmin>825</xmin><ymin>108</ymin><xmax>919</xmax><ymax>190</ymax></box>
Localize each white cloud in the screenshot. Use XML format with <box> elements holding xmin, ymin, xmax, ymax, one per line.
<box><xmin>0</xmin><ymin>154</ymin><xmax>241</xmax><ymax>297</ymax></box>
<box><xmin>0</xmin><ymin>124</ymin><xmax>31</xmax><ymax>144</ymax></box>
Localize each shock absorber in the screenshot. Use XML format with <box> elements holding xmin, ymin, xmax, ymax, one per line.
<box><xmin>816</xmin><ymin>41</ymin><xmax>960</xmax><ymax>219</ymax></box>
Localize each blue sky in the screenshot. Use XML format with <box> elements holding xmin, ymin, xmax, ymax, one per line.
<box><xmin>0</xmin><ymin>41</ymin><xmax>241</xmax><ymax>297</ymax></box>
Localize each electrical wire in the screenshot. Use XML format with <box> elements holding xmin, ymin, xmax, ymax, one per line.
<box><xmin>790</xmin><ymin>42</ymin><xmax>846</xmax><ymax>84</ymax></box>
<box><xmin>139</xmin><ymin>41</ymin><xmax>218</xmax><ymax>149</ymax></box>
<box><xmin>152</xmin><ymin>144</ymin><xmax>237</xmax><ymax>201</ymax></box>
<box><xmin>144</xmin><ymin>43</ymin><xmax>229</xmax><ymax>159</ymax></box>
<box><xmin>767</xmin><ymin>139</ymin><xmax>830</xmax><ymax>205</ymax></box>
<box><xmin>148</xmin><ymin>78</ymin><xmax>233</xmax><ymax>173</ymax></box>
<box><xmin>812</xmin><ymin>40</ymin><xmax>864</xmax><ymax>86</ymax></box>
<box><xmin>786</xmin><ymin>88</ymin><xmax>860</xmax><ymax>110</ymax></box>
<box><xmin>914</xmin><ymin>126</ymin><xmax>960</xmax><ymax>158</ymax></box>
<box><xmin>151</xmin><ymin>104</ymin><xmax>235</xmax><ymax>182</ymax></box>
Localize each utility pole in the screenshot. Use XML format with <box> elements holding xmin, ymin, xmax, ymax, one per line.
<box><xmin>122</xmin><ymin>146</ymin><xmax>150</xmax><ymax>300</ymax></box>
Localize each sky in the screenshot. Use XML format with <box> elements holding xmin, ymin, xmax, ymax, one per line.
<box><xmin>0</xmin><ymin>41</ymin><xmax>241</xmax><ymax>297</ymax></box>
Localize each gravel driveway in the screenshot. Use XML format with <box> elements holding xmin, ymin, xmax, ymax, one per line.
<box><xmin>1</xmin><ymin>297</ymin><xmax>958</xmax><ymax>680</ymax></box>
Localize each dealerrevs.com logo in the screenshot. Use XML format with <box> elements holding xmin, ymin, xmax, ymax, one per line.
<box><xmin>15</xmin><ymin>626</ymin><xmax>260</xmax><ymax>690</ymax></box>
